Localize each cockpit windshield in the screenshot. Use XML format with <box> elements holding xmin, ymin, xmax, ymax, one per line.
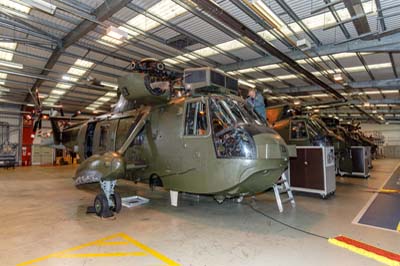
<box><xmin>208</xmin><ymin>96</ymin><xmax>259</xmax><ymax>159</ymax></box>
<box><xmin>209</xmin><ymin>96</ymin><xmax>263</xmax><ymax>128</ymax></box>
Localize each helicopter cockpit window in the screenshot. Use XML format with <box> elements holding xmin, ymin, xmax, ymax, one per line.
<box><xmin>290</xmin><ymin>120</ymin><xmax>308</xmax><ymax>140</ymax></box>
<box><xmin>184</xmin><ymin>101</ymin><xmax>208</xmax><ymax>136</ymax></box>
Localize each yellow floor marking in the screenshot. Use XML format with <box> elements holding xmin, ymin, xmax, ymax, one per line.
<box><xmin>17</xmin><ymin>232</ymin><xmax>180</xmax><ymax>266</ymax></box>
<box><xmin>55</xmin><ymin>251</ymin><xmax>148</xmax><ymax>258</ymax></box>
<box><xmin>95</xmin><ymin>241</ymin><xmax>130</xmax><ymax>246</ymax></box>
<box><xmin>379</xmin><ymin>189</ymin><xmax>400</xmax><ymax>194</ymax></box>
<box><xmin>397</xmin><ymin>222</ymin><xmax>400</xmax><ymax>232</ymax></box>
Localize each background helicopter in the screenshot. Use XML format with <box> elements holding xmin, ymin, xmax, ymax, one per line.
<box><xmin>50</xmin><ymin>59</ymin><xmax>290</xmax><ymax>218</ymax></box>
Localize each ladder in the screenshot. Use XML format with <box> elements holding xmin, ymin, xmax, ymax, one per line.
<box><xmin>273</xmin><ymin>170</ymin><xmax>295</xmax><ymax>213</ymax></box>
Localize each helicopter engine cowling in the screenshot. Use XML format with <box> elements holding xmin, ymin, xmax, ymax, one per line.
<box><xmin>117</xmin><ymin>73</ymin><xmax>171</xmax><ymax>107</ymax></box>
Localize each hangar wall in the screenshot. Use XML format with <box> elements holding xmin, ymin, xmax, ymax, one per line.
<box><xmin>361</xmin><ymin>123</ymin><xmax>400</xmax><ymax>158</ymax></box>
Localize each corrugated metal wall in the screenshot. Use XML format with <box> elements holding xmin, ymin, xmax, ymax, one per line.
<box><xmin>361</xmin><ymin>123</ymin><xmax>400</xmax><ymax>158</ymax></box>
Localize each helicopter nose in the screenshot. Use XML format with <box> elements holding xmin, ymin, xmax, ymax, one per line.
<box><xmin>73</xmin><ymin>152</ymin><xmax>126</xmax><ymax>185</ymax></box>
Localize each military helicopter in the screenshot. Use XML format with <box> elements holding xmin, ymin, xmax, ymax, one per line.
<box><xmin>50</xmin><ymin>59</ymin><xmax>289</xmax><ymax>217</ymax></box>
<box><xmin>266</xmin><ymin>105</ymin><xmax>346</xmax><ymax>174</ymax></box>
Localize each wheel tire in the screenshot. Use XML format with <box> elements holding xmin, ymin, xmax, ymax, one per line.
<box><xmin>156</xmin><ymin>62</ymin><xmax>165</xmax><ymax>70</ymax></box>
<box><xmin>111</xmin><ymin>192</ymin><xmax>122</xmax><ymax>213</ymax></box>
<box><xmin>94</xmin><ymin>193</ymin><xmax>110</xmax><ymax>217</ymax></box>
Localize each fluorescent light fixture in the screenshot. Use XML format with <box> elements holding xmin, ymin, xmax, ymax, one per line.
<box><xmin>333</xmin><ymin>73</ymin><xmax>343</xmax><ymax>82</ymax></box>
<box><xmin>100</xmin><ymin>81</ymin><xmax>118</xmax><ymax>89</ymax></box>
<box><xmin>20</xmin><ymin>0</ymin><xmax>56</xmax><ymax>14</ymax></box>
<box><xmin>106</xmin><ymin>25</ymin><xmax>128</xmax><ymax>40</ymax></box>
<box><xmin>372</xmin><ymin>110</ymin><xmax>377</xmax><ymax>114</ymax></box>
<box><xmin>251</xmin><ymin>0</ymin><xmax>284</xmax><ymax>28</ymax></box>
<box><xmin>0</xmin><ymin>0</ymin><xmax>31</xmax><ymax>13</ymax></box>
<box><xmin>294</xmin><ymin>100</ymin><xmax>301</xmax><ymax>105</ymax></box>
<box><xmin>363</xmin><ymin>102</ymin><xmax>371</xmax><ymax>107</ymax></box>
<box><xmin>0</xmin><ymin>60</ymin><xmax>23</xmax><ymax>69</ymax></box>
<box><xmin>238</xmin><ymin>79</ymin><xmax>256</xmax><ymax>89</ymax></box>
<box><xmin>85</xmin><ymin>106</ymin><xmax>96</xmax><ymax>111</ymax></box>
<box><xmin>382</xmin><ymin>90</ymin><xmax>399</xmax><ymax>94</ymax></box>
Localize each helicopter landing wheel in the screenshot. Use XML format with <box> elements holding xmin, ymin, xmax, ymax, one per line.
<box><xmin>94</xmin><ymin>193</ymin><xmax>113</xmax><ymax>218</ymax></box>
<box><xmin>111</xmin><ymin>192</ymin><xmax>122</xmax><ymax>213</ymax></box>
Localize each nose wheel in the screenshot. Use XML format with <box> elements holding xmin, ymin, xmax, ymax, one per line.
<box><xmin>90</xmin><ymin>180</ymin><xmax>122</xmax><ymax>218</ymax></box>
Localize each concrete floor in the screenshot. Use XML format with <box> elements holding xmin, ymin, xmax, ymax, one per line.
<box><xmin>1</xmin><ymin>159</ymin><xmax>399</xmax><ymax>266</ymax></box>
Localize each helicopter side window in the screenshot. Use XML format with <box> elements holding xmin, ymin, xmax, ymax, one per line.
<box><xmin>290</xmin><ymin>120</ymin><xmax>308</xmax><ymax>140</ymax></box>
<box><xmin>99</xmin><ymin>124</ymin><xmax>109</xmax><ymax>149</ymax></box>
<box><xmin>184</xmin><ymin>101</ymin><xmax>208</xmax><ymax>136</ymax></box>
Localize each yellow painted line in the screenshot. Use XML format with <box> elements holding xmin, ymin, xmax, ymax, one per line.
<box><xmin>54</xmin><ymin>251</ymin><xmax>148</xmax><ymax>258</ymax></box>
<box><xmin>17</xmin><ymin>232</ymin><xmax>180</xmax><ymax>266</ymax></box>
<box><xmin>95</xmin><ymin>241</ymin><xmax>130</xmax><ymax>246</ymax></box>
<box><xmin>396</xmin><ymin>222</ymin><xmax>400</xmax><ymax>232</ymax></box>
<box><xmin>118</xmin><ymin>233</ymin><xmax>181</xmax><ymax>266</ymax></box>
<box><xmin>379</xmin><ymin>189</ymin><xmax>400</xmax><ymax>194</ymax></box>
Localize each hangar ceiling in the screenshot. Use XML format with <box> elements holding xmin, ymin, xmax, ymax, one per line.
<box><xmin>0</xmin><ymin>0</ymin><xmax>399</xmax><ymax>123</ymax></box>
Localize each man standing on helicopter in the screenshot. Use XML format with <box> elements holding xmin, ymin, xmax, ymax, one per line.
<box><xmin>247</xmin><ymin>88</ymin><xmax>267</xmax><ymax>122</ymax></box>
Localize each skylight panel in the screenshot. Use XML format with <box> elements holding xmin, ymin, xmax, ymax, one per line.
<box><xmin>56</xmin><ymin>83</ymin><xmax>72</xmax><ymax>89</ymax></box>
<box><xmin>75</xmin><ymin>59</ymin><xmax>94</xmax><ymax>69</ymax></box>
<box><xmin>67</xmin><ymin>67</ymin><xmax>87</xmax><ymax>76</ymax></box>
<box><xmin>118</xmin><ymin>26</ymin><xmax>140</xmax><ymax>39</ymax></box>
<box><xmin>148</xmin><ymin>0</ymin><xmax>186</xmax><ymax>21</ymax></box>
<box><xmin>100</xmin><ymin>35</ymin><xmax>123</xmax><ymax>45</ymax></box>
<box><xmin>163</xmin><ymin>58</ymin><xmax>180</xmax><ymax>65</ymax></box>
<box><xmin>105</xmin><ymin>91</ymin><xmax>117</xmax><ymax>97</ymax></box>
<box><xmin>215</xmin><ymin>40</ymin><xmax>245</xmax><ymax>51</ymax></box>
<box><xmin>62</xmin><ymin>75</ymin><xmax>79</xmax><ymax>82</ymax></box>
<box><xmin>127</xmin><ymin>14</ymin><xmax>159</xmax><ymax>32</ymax></box>
<box><xmin>97</xmin><ymin>96</ymin><xmax>111</xmax><ymax>102</ymax></box>
<box><xmin>0</xmin><ymin>42</ymin><xmax>17</xmax><ymax>50</ymax></box>
<box><xmin>51</xmin><ymin>89</ymin><xmax>66</xmax><ymax>95</ymax></box>
<box><xmin>193</xmin><ymin>47</ymin><xmax>219</xmax><ymax>57</ymax></box>
<box><xmin>0</xmin><ymin>0</ymin><xmax>31</xmax><ymax>13</ymax></box>
<box><xmin>0</xmin><ymin>50</ymin><xmax>14</xmax><ymax>61</ymax></box>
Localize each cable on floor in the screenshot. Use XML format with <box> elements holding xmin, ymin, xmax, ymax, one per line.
<box><xmin>245</xmin><ymin>202</ymin><xmax>329</xmax><ymax>240</ymax></box>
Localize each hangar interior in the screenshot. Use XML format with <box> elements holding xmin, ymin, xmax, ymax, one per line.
<box><xmin>0</xmin><ymin>0</ymin><xmax>399</xmax><ymax>265</ymax></box>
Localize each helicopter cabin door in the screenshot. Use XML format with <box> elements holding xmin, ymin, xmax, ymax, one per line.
<box><xmin>182</xmin><ymin>98</ymin><xmax>209</xmax><ymax>172</ymax></box>
<box><xmin>84</xmin><ymin>122</ymin><xmax>96</xmax><ymax>159</ymax></box>
<box><xmin>115</xmin><ymin>115</ymin><xmax>146</xmax><ymax>166</ymax></box>
<box><xmin>92</xmin><ymin>120</ymin><xmax>119</xmax><ymax>155</ymax></box>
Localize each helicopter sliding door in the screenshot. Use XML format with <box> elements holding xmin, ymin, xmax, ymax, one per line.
<box><xmin>115</xmin><ymin>116</ymin><xmax>146</xmax><ymax>165</ymax></box>
<box><xmin>84</xmin><ymin>122</ymin><xmax>96</xmax><ymax>158</ymax></box>
<box><xmin>92</xmin><ymin>120</ymin><xmax>119</xmax><ymax>155</ymax></box>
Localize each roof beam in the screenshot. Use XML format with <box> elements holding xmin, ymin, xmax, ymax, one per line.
<box><xmin>221</xmin><ymin>33</ymin><xmax>400</xmax><ymax>71</ymax></box>
<box><xmin>275</xmin><ymin>78</ymin><xmax>400</xmax><ymax>94</ymax></box>
<box><xmin>191</xmin><ymin>0</ymin><xmax>345</xmax><ymax>100</ymax></box>
<box><xmin>27</xmin><ymin>0</ymin><xmax>132</xmax><ymax>98</ymax></box>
